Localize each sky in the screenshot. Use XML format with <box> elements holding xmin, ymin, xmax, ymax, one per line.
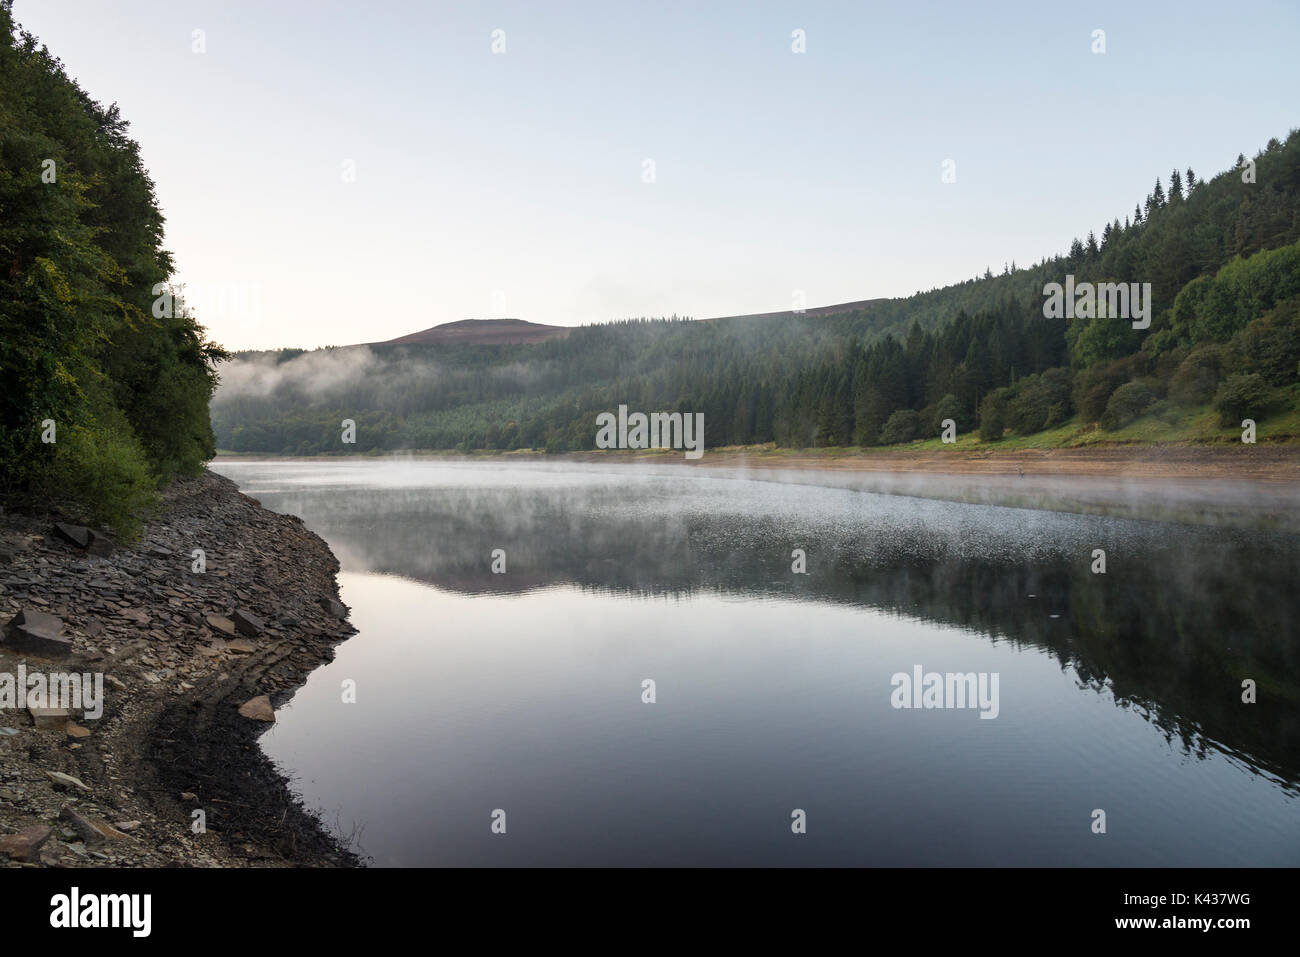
<box><xmin>14</xmin><ymin>0</ymin><xmax>1300</xmax><ymax>351</ymax></box>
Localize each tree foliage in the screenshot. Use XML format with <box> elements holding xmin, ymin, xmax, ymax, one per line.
<box><xmin>0</xmin><ymin>2</ymin><xmax>225</xmax><ymax>534</ymax></box>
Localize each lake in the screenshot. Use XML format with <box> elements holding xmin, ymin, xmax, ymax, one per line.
<box><xmin>211</xmin><ymin>457</ymin><xmax>1300</xmax><ymax>866</ymax></box>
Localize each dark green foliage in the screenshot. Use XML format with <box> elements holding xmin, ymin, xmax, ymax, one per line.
<box><xmin>1236</xmin><ymin>297</ymin><xmax>1300</xmax><ymax>386</ymax></box>
<box><xmin>978</xmin><ymin>392</ymin><xmax>1006</xmax><ymax>442</ymax></box>
<box><xmin>1101</xmin><ymin>382</ymin><xmax>1158</xmax><ymax>431</ymax></box>
<box><xmin>1072</xmin><ymin>358</ymin><xmax>1133</xmax><ymax>424</ymax></box>
<box><xmin>930</xmin><ymin>394</ymin><xmax>967</xmax><ymax>434</ymax></box>
<box><xmin>879</xmin><ymin>409</ymin><xmax>921</xmax><ymax>445</ymax></box>
<box><xmin>1213</xmin><ymin>374</ymin><xmax>1272</xmax><ymax>427</ymax></box>
<box><xmin>1006</xmin><ymin>368</ymin><xmax>1072</xmax><ymax>434</ymax></box>
<box><xmin>0</xmin><ymin>3</ymin><xmax>224</xmax><ymax>535</ymax></box>
<box><xmin>1169</xmin><ymin>343</ymin><xmax>1234</xmax><ymax>406</ymax></box>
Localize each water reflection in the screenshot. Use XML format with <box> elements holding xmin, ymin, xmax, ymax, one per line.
<box><xmin>212</xmin><ymin>459</ymin><xmax>1300</xmax><ymax>865</ymax></box>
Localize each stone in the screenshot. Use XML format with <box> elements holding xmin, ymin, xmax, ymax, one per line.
<box><xmin>3</xmin><ymin>609</ymin><xmax>72</xmax><ymax>657</ymax></box>
<box><xmin>205</xmin><ymin>614</ymin><xmax>236</xmax><ymax>637</ymax></box>
<box><xmin>114</xmin><ymin>821</ymin><xmax>141</xmax><ymax>832</ymax></box>
<box><xmin>44</xmin><ymin>770</ymin><xmax>91</xmax><ymax>792</ymax></box>
<box><xmin>85</xmin><ymin>530</ymin><xmax>114</xmax><ymax>557</ymax></box>
<box><xmin>59</xmin><ymin>806</ymin><xmax>130</xmax><ymax>844</ymax></box>
<box><xmin>66</xmin><ymin>723</ymin><xmax>91</xmax><ymax>739</ymax></box>
<box><xmin>52</xmin><ymin>523</ymin><xmax>91</xmax><ymax>549</ymax></box>
<box><xmin>231</xmin><ymin>609</ymin><xmax>263</xmax><ymax>637</ymax></box>
<box><xmin>29</xmin><ymin>707</ymin><xmax>72</xmax><ymax>732</ymax></box>
<box><xmin>226</xmin><ymin>638</ymin><xmax>256</xmax><ymax>654</ymax></box>
<box><xmin>0</xmin><ymin>825</ymin><xmax>53</xmax><ymax>862</ymax></box>
<box><xmin>317</xmin><ymin>597</ymin><xmax>347</xmax><ymax>619</ymax></box>
<box><xmin>179</xmin><ymin>792</ymin><xmax>197</xmax><ymax>801</ymax></box>
<box><xmin>237</xmin><ymin>695</ymin><xmax>275</xmax><ymax>722</ymax></box>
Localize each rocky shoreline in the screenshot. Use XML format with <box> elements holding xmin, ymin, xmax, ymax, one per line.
<box><xmin>0</xmin><ymin>470</ymin><xmax>362</xmax><ymax>867</ymax></box>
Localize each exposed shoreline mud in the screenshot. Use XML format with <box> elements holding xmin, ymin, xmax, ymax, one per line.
<box><xmin>0</xmin><ymin>470</ymin><xmax>361</xmax><ymax>867</ymax></box>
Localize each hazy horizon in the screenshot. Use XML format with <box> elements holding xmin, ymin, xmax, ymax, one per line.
<box><xmin>16</xmin><ymin>0</ymin><xmax>1300</xmax><ymax>351</ymax></box>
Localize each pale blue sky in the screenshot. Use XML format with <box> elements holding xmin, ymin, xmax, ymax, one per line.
<box><xmin>16</xmin><ymin>0</ymin><xmax>1300</xmax><ymax>349</ymax></box>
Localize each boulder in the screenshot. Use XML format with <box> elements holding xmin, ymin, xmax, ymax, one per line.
<box><xmin>3</xmin><ymin>609</ymin><xmax>72</xmax><ymax>657</ymax></box>
<box><xmin>28</xmin><ymin>707</ymin><xmax>72</xmax><ymax>732</ymax></box>
<box><xmin>317</xmin><ymin>597</ymin><xmax>348</xmax><ymax>619</ymax></box>
<box><xmin>232</xmin><ymin>609</ymin><xmax>263</xmax><ymax>637</ymax></box>
<box><xmin>237</xmin><ymin>695</ymin><xmax>275</xmax><ymax>722</ymax></box>
<box><xmin>84</xmin><ymin>530</ymin><xmax>114</xmax><ymax>557</ymax></box>
<box><xmin>52</xmin><ymin>522</ymin><xmax>114</xmax><ymax>555</ymax></box>
<box><xmin>0</xmin><ymin>825</ymin><xmax>53</xmax><ymax>862</ymax></box>
<box><xmin>52</xmin><ymin>523</ymin><xmax>90</xmax><ymax>549</ymax></box>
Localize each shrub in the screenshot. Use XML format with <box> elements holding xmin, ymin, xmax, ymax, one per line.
<box><xmin>978</xmin><ymin>392</ymin><xmax>1006</xmax><ymax>442</ymax></box>
<box><xmin>1213</xmin><ymin>373</ymin><xmax>1272</xmax><ymax>427</ymax></box>
<box><xmin>1100</xmin><ymin>381</ymin><xmax>1158</xmax><ymax>430</ymax></box>
<box><xmin>879</xmin><ymin>409</ymin><xmax>921</xmax><ymax>445</ymax></box>
<box><xmin>930</xmin><ymin>394</ymin><xmax>967</xmax><ymax>435</ymax></box>
<box><xmin>40</xmin><ymin>423</ymin><xmax>158</xmax><ymax>540</ymax></box>
<box><xmin>1008</xmin><ymin>368</ymin><xmax>1071</xmax><ymax>434</ymax></box>
<box><xmin>1073</xmin><ymin>358</ymin><xmax>1132</xmax><ymax>423</ymax></box>
<box><xmin>1236</xmin><ymin>297</ymin><xmax>1300</xmax><ymax>386</ymax></box>
<box><xmin>1169</xmin><ymin>343</ymin><xmax>1234</xmax><ymax>406</ymax></box>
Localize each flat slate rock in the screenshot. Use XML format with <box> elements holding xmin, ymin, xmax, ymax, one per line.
<box><xmin>232</xmin><ymin>608</ymin><xmax>263</xmax><ymax>637</ymax></box>
<box><xmin>59</xmin><ymin>806</ymin><xmax>130</xmax><ymax>844</ymax></box>
<box><xmin>205</xmin><ymin>614</ymin><xmax>237</xmax><ymax>637</ymax></box>
<box><xmin>237</xmin><ymin>695</ymin><xmax>275</xmax><ymax>722</ymax></box>
<box><xmin>51</xmin><ymin>523</ymin><xmax>114</xmax><ymax>556</ymax></box>
<box><xmin>3</xmin><ymin>609</ymin><xmax>72</xmax><ymax>657</ymax></box>
<box><xmin>44</xmin><ymin>770</ymin><xmax>91</xmax><ymax>792</ymax></box>
<box><xmin>0</xmin><ymin>824</ymin><xmax>53</xmax><ymax>862</ymax></box>
<box><xmin>28</xmin><ymin>707</ymin><xmax>72</xmax><ymax>732</ymax></box>
<box><xmin>52</xmin><ymin>523</ymin><xmax>91</xmax><ymax>549</ymax></box>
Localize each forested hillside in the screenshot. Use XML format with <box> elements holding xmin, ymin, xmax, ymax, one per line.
<box><xmin>214</xmin><ymin>128</ymin><xmax>1300</xmax><ymax>456</ymax></box>
<box><xmin>0</xmin><ymin>1</ymin><xmax>225</xmax><ymax>534</ymax></box>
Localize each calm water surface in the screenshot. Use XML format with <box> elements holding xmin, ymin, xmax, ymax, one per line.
<box><xmin>211</xmin><ymin>458</ymin><xmax>1300</xmax><ymax>866</ymax></box>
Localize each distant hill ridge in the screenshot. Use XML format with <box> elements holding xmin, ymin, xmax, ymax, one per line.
<box><xmin>377</xmin><ymin>318</ymin><xmax>570</xmax><ymax>346</ymax></box>
<box><xmin>373</xmin><ymin>298</ymin><xmax>891</xmax><ymax>347</ymax></box>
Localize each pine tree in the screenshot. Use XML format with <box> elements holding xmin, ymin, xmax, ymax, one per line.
<box><xmin>1186</xmin><ymin>168</ymin><xmax>1197</xmax><ymax>190</ymax></box>
<box><xmin>1169</xmin><ymin>169</ymin><xmax>1183</xmax><ymax>202</ymax></box>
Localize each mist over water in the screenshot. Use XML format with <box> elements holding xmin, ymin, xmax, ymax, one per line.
<box><xmin>212</xmin><ymin>457</ymin><xmax>1300</xmax><ymax>866</ymax></box>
